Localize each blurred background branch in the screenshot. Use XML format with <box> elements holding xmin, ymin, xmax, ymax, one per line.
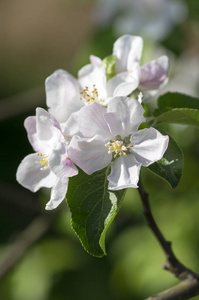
<box><xmin>0</xmin><ymin>214</ymin><xmax>54</xmax><ymax>280</ymax></box>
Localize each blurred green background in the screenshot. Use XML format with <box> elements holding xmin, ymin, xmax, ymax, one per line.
<box><xmin>0</xmin><ymin>0</ymin><xmax>199</xmax><ymax>299</ymax></box>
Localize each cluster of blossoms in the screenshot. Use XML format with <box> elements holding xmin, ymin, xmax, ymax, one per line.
<box><xmin>17</xmin><ymin>35</ymin><xmax>169</xmax><ymax>210</ymax></box>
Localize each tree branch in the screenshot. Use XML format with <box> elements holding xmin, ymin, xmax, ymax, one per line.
<box><xmin>138</xmin><ymin>179</ymin><xmax>199</xmax><ymax>300</ymax></box>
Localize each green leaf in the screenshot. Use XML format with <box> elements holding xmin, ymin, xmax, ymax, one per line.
<box><xmin>148</xmin><ymin>134</ymin><xmax>184</xmax><ymax>188</ymax></box>
<box><xmin>66</xmin><ymin>167</ymin><xmax>126</xmax><ymax>257</ymax></box>
<box><xmin>102</xmin><ymin>55</ymin><xmax>116</xmax><ymax>81</ymax></box>
<box><xmin>154</xmin><ymin>92</ymin><xmax>199</xmax><ymax>116</ymax></box>
<box><xmin>153</xmin><ymin>92</ymin><xmax>199</xmax><ymax>126</ymax></box>
<box><xmin>156</xmin><ymin>108</ymin><xmax>199</xmax><ymax>126</ymax></box>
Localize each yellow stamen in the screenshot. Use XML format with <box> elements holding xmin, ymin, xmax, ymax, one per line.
<box><xmin>105</xmin><ymin>140</ymin><xmax>133</xmax><ymax>158</ymax></box>
<box><xmin>36</xmin><ymin>153</ymin><xmax>49</xmax><ymax>170</ymax></box>
<box><xmin>79</xmin><ymin>84</ymin><xmax>106</xmax><ymax>106</ymax></box>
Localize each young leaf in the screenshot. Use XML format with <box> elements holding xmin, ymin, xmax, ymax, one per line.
<box><xmin>148</xmin><ymin>134</ymin><xmax>184</xmax><ymax>188</ymax></box>
<box><xmin>102</xmin><ymin>55</ymin><xmax>116</xmax><ymax>81</ymax></box>
<box><xmin>66</xmin><ymin>167</ymin><xmax>126</xmax><ymax>257</ymax></box>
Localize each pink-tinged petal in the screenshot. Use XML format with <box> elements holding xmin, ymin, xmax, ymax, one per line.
<box><xmin>45</xmin><ymin>69</ymin><xmax>83</xmax><ymax>123</ymax></box>
<box><xmin>113</xmin><ymin>35</ymin><xmax>143</xmax><ymax>73</ymax></box>
<box><xmin>130</xmin><ymin>128</ymin><xmax>169</xmax><ymax>167</ymax></box>
<box><xmin>16</xmin><ymin>153</ymin><xmax>57</xmax><ymax>192</ymax></box>
<box><xmin>140</xmin><ymin>56</ymin><xmax>169</xmax><ymax>88</ymax></box>
<box><xmin>78</xmin><ymin>102</ymin><xmax>112</xmax><ymax>138</ymax></box>
<box><xmin>36</xmin><ymin>108</ymin><xmax>63</xmax><ymax>149</ymax></box>
<box><xmin>78</xmin><ymin>64</ymin><xmax>107</xmax><ymax>99</ymax></box>
<box><xmin>90</xmin><ymin>55</ymin><xmax>102</xmax><ymax>66</ymax></box>
<box><xmin>106</xmin><ymin>97</ymin><xmax>145</xmax><ymax>138</ymax></box>
<box><xmin>68</xmin><ymin>135</ymin><xmax>111</xmax><ymax>175</ymax></box>
<box><xmin>108</xmin><ymin>155</ymin><xmax>141</xmax><ymax>190</ymax></box>
<box><xmin>48</xmin><ymin>143</ymin><xmax>78</xmax><ymax>181</ymax></box>
<box><xmin>45</xmin><ymin>178</ymin><xmax>68</xmax><ymax>210</ymax></box>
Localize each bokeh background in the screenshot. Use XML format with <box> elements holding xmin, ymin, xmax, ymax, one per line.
<box><xmin>0</xmin><ymin>0</ymin><xmax>199</xmax><ymax>299</ymax></box>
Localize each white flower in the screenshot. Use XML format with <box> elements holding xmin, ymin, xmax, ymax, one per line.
<box><xmin>93</xmin><ymin>0</ymin><xmax>187</xmax><ymax>41</ymax></box>
<box><xmin>90</xmin><ymin>35</ymin><xmax>170</xmax><ymax>100</ymax></box>
<box><xmin>16</xmin><ymin>108</ymin><xmax>78</xmax><ymax>210</ymax></box>
<box><xmin>68</xmin><ymin>97</ymin><xmax>169</xmax><ymax>190</ymax></box>
<box><xmin>45</xmin><ymin>63</ymin><xmax>126</xmax><ymax>124</ymax></box>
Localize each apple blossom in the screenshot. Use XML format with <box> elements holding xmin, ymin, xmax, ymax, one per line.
<box><xmin>90</xmin><ymin>35</ymin><xmax>169</xmax><ymax>100</ymax></box>
<box><xmin>45</xmin><ymin>62</ymin><xmax>129</xmax><ymax>124</ymax></box>
<box><xmin>68</xmin><ymin>97</ymin><xmax>169</xmax><ymax>190</ymax></box>
<box><xmin>16</xmin><ymin>107</ymin><xmax>78</xmax><ymax>210</ymax></box>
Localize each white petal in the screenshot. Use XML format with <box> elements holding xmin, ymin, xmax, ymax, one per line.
<box><xmin>16</xmin><ymin>153</ymin><xmax>57</xmax><ymax>192</ymax></box>
<box><xmin>107</xmin><ymin>97</ymin><xmax>145</xmax><ymax>138</ymax></box>
<box><xmin>113</xmin><ymin>35</ymin><xmax>143</xmax><ymax>73</ymax></box>
<box><xmin>24</xmin><ymin>116</ymin><xmax>46</xmax><ymax>153</ymax></box>
<box><xmin>90</xmin><ymin>55</ymin><xmax>102</xmax><ymax>66</ymax></box>
<box><xmin>130</xmin><ymin>128</ymin><xmax>169</xmax><ymax>166</ymax></box>
<box><xmin>48</xmin><ymin>142</ymin><xmax>78</xmax><ymax>181</ymax></box>
<box><xmin>68</xmin><ymin>135</ymin><xmax>111</xmax><ymax>175</ymax></box>
<box><xmin>63</xmin><ymin>111</ymin><xmax>82</xmax><ymax>138</ymax></box>
<box><xmin>107</xmin><ymin>66</ymin><xmax>140</xmax><ymax>97</ymax></box>
<box><xmin>36</xmin><ymin>108</ymin><xmax>63</xmax><ymax>150</ymax></box>
<box><xmin>140</xmin><ymin>56</ymin><xmax>169</xmax><ymax>88</ymax></box>
<box><xmin>45</xmin><ymin>69</ymin><xmax>83</xmax><ymax>123</ymax></box>
<box><xmin>78</xmin><ymin>102</ymin><xmax>112</xmax><ymax>138</ymax></box>
<box><xmin>104</xmin><ymin>111</ymin><xmax>123</xmax><ymax>138</ymax></box>
<box><xmin>45</xmin><ymin>178</ymin><xmax>68</xmax><ymax>210</ymax></box>
<box><xmin>78</xmin><ymin>64</ymin><xmax>107</xmax><ymax>99</ymax></box>
<box><xmin>108</xmin><ymin>155</ymin><xmax>141</xmax><ymax>190</ymax></box>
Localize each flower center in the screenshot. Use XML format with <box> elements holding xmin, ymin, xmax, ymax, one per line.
<box><xmin>36</xmin><ymin>153</ymin><xmax>49</xmax><ymax>170</ymax></box>
<box><xmin>80</xmin><ymin>85</ymin><xmax>106</xmax><ymax>106</ymax></box>
<box><xmin>105</xmin><ymin>140</ymin><xmax>133</xmax><ymax>158</ymax></box>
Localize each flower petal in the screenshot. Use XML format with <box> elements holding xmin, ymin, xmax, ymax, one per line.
<box><xmin>45</xmin><ymin>178</ymin><xmax>68</xmax><ymax>210</ymax></box>
<box><xmin>63</xmin><ymin>111</ymin><xmax>82</xmax><ymax>138</ymax></box>
<box><xmin>106</xmin><ymin>97</ymin><xmax>145</xmax><ymax>138</ymax></box>
<box><xmin>90</xmin><ymin>55</ymin><xmax>102</xmax><ymax>66</ymax></box>
<box><xmin>45</xmin><ymin>69</ymin><xmax>83</xmax><ymax>123</ymax></box>
<box><xmin>68</xmin><ymin>135</ymin><xmax>111</xmax><ymax>175</ymax></box>
<box><xmin>113</xmin><ymin>35</ymin><xmax>143</xmax><ymax>73</ymax></box>
<box><xmin>108</xmin><ymin>154</ymin><xmax>141</xmax><ymax>190</ymax></box>
<box><xmin>36</xmin><ymin>107</ymin><xmax>63</xmax><ymax>150</ymax></box>
<box><xmin>24</xmin><ymin>116</ymin><xmax>45</xmax><ymax>153</ymax></box>
<box><xmin>16</xmin><ymin>153</ymin><xmax>57</xmax><ymax>192</ymax></box>
<box><xmin>78</xmin><ymin>102</ymin><xmax>112</xmax><ymax>138</ymax></box>
<box><xmin>48</xmin><ymin>142</ymin><xmax>78</xmax><ymax>181</ymax></box>
<box><xmin>107</xmin><ymin>64</ymin><xmax>140</xmax><ymax>97</ymax></box>
<box><xmin>78</xmin><ymin>64</ymin><xmax>107</xmax><ymax>99</ymax></box>
<box><xmin>140</xmin><ymin>56</ymin><xmax>169</xmax><ymax>88</ymax></box>
<box><xmin>130</xmin><ymin>128</ymin><xmax>169</xmax><ymax>166</ymax></box>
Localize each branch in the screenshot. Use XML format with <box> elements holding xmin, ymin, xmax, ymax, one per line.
<box><xmin>146</xmin><ymin>279</ymin><xmax>199</xmax><ymax>300</ymax></box>
<box><xmin>138</xmin><ymin>179</ymin><xmax>199</xmax><ymax>300</ymax></box>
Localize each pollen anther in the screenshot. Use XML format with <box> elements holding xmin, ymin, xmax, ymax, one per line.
<box><xmin>36</xmin><ymin>153</ymin><xmax>49</xmax><ymax>170</ymax></box>
<box><xmin>79</xmin><ymin>85</ymin><xmax>106</xmax><ymax>106</ymax></box>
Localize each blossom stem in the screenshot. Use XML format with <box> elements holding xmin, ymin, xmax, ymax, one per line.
<box><xmin>138</xmin><ymin>179</ymin><xmax>199</xmax><ymax>300</ymax></box>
